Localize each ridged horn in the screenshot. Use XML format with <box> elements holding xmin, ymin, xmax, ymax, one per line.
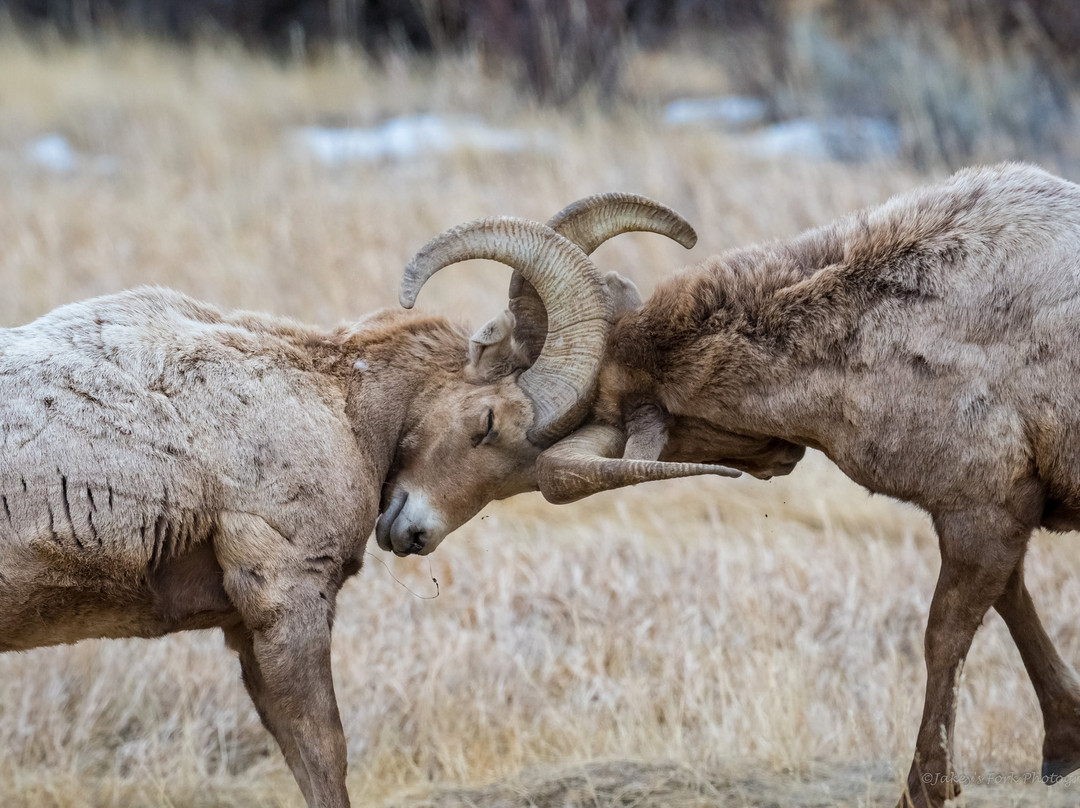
<box><xmin>510</xmin><ymin>193</ymin><xmax>697</xmax><ymax>363</ymax></box>
<box><xmin>401</xmin><ymin>217</ymin><xmax>611</xmax><ymax>445</ymax></box>
<box><xmin>536</xmin><ymin>424</ymin><xmax>742</xmax><ymax>505</ymax></box>
<box><xmin>546</xmin><ymin>192</ymin><xmax>698</xmax><ymax>254</ymax></box>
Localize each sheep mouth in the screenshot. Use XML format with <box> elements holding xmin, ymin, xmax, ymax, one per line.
<box><xmin>375</xmin><ymin>490</ymin><xmax>408</xmax><ymax>553</ymax></box>
<box><xmin>720</xmin><ymin>445</ymin><xmax>806</xmax><ymax>480</ymax></box>
<box><xmin>742</xmin><ymin>458</ymin><xmax>801</xmax><ymax>480</ymax></box>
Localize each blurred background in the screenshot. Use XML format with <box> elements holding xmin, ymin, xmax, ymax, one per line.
<box><xmin>6</xmin><ymin>0</ymin><xmax>1080</xmax><ymax>165</ymax></box>
<box><xmin>2</xmin><ymin>2</ymin><xmax>1080</xmax><ymax>806</ymax></box>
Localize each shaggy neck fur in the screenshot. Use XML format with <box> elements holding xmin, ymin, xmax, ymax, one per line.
<box><xmin>334</xmin><ymin>310</ymin><xmax>469</xmax><ymax>486</ymax></box>
<box><xmin>601</xmin><ymin>163</ymin><xmax>1078</xmax><ymax>451</ymax></box>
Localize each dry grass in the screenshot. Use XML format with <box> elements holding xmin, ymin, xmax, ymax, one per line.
<box><xmin>1</xmin><ymin>34</ymin><xmax>1079</xmax><ymax>807</ymax></box>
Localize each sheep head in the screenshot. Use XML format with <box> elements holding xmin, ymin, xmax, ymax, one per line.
<box><xmin>377</xmin><ymin>196</ymin><xmax>701</xmax><ymax>556</ymax></box>
<box><xmin>375</xmin><ymin>314</ymin><xmax>540</xmax><ymax>556</ymax></box>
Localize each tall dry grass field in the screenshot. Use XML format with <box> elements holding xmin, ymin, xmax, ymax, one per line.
<box><xmin>2</xmin><ymin>34</ymin><xmax>1080</xmax><ymax>807</ymax></box>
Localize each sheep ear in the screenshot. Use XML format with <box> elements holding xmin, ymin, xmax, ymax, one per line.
<box><xmin>623</xmin><ymin>400</ymin><xmax>668</xmax><ymax>461</ymax></box>
<box><xmin>604</xmin><ymin>271</ymin><xmax>641</xmax><ymax>319</ymax></box>
<box><xmin>468</xmin><ymin>310</ymin><xmax>526</xmax><ymax>381</ymax></box>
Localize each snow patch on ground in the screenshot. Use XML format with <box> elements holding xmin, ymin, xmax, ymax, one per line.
<box><xmin>662</xmin><ymin>96</ymin><xmax>901</xmax><ymax>162</ymax></box>
<box><xmin>662</xmin><ymin>96</ymin><xmax>769</xmax><ymax>129</ymax></box>
<box><xmin>22</xmin><ymin>134</ymin><xmax>119</xmax><ymax>174</ymax></box>
<box><xmin>740</xmin><ymin>117</ymin><xmax>901</xmax><ymax>162</ymax></box>
<box><xmin>293</xmin><ymin>114</ymin><xmax>559</xmax><ymax>165</ymax></box>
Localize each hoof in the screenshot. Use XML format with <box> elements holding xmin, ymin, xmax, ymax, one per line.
<box><xmin>1042</xmin><ymin>757</ymin><xmax>1080</xmax><ymax>784</ymax></box>
<box><xmin>898</xmin><ymin>776</ymin><xmax>958</xmax><ymax>808</ymax></box>
<box><xmin>1043</xmin><ymin>722</ymin><xmax>1080</xmax><ymax>785</ymax></box>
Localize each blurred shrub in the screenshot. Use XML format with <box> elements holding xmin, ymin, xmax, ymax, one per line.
<box><xmin>0</xmin><ymin>0</ymin><xmax>777</xmax><ymax>103</ymax></box>
<box><xmin>767</xmin><ymin>2</ymin><xmax>1075</xmax><ymax>166</ymax></box>
<box><xmin>2</xmin><ymin>0</ymin><xmax>1078</xmax><ymax>164</ymax></box>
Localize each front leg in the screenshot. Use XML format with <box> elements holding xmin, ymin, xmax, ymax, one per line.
<box><xmin>899</xmin><ymin>508</ymin><xmax>1031</xmax><ymax>808</ymax></box>
<box><xmin>217</xmin><ymin>513</ymin><xmax>350</xmax><ymax>808</ymax></box>
<box><xmin>225</xmin><ymin>625</ymin><xmax>316</xmax><ymax>803</ymax></box>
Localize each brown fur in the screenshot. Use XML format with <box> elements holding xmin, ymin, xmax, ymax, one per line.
<box><xmin>590</xmin><ymin>164</ymin><xmax>1080</xmax><ymax>807</ymax></box>
<box><xmin>0</xmin><ymin>287</ymin><xmax>539</xmax><ymax>808</ymax></box>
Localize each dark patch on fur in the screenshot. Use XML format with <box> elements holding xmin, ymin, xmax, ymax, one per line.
<box><xmin>1026</xmin><ymin>342</ymin><xmax>1052</xmax><ymax>365</ymax></box>
<box><xmin>341</xmin><ymin>557</ymin><xmax>362</xmax><ymax>578</ymax></box>
<box><xmin>1042</xmin><ymin>498</ymin><xmax>1080</xmax><ymax>532</ymax></box>
<box><xmin>909</xmin><ymin>354</ymin><xmax>939</xmax><ymax>379</ymax></box>
<box><xmin>47</xmin><ymin>502</ymin><xmax>59</xmax><ymax>545</ymax></box>
<box><xmin>58</xmin><ymin>472</ymin><xmax>81</xmax><ymax>549</ymax></box>
<box><xmin>70</xmin><ymin>387</ymin><xmax>106</xmax><ymax>408</ymax></box>
<box><xmin>88</xmin><ymin>509</ymin><xmax>99</xmax><ymax>544</ymax></box>
<box><xmin>150</xmin><ymin>514</ymin><xmax>168</xmax><ymax>568</ymax></box>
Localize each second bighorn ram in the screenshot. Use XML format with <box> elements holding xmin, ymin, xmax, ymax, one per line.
<box><xmin>403</xmin><ymin>164</ymin><xmax>1080</xmax><ymax>808</ymax></box>
<box><xmin>0</xmin><ymin>199</ymin><xmax>709</xmax><ymax>808</ymax></box>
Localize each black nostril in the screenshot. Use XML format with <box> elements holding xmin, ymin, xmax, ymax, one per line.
<box><xmin>408</xmin><ymin>529</ymin><xmax>426</xmax><ymax>553</ymax></box>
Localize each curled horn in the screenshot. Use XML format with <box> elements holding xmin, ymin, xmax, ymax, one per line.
<box><xmin>401</xmin><ymin>217</ymin><xmax>611</xmax><ymax>445</ymax></box>
<box><xmin>546</xmin><ymin>192</ymin><xmax>698</xmax><ymax>255</ymax></box>
<box><xmin>536</xmin><ymin>424</ymin><xmax>741</xmax><ymax>505</ymax></box>
<box><xmin>510</xmin><ymin>193</ymin><xmax>698</xmax><ymax>363</ymax></box>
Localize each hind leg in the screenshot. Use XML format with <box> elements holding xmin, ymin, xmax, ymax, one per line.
<box><xmin>994</xmin><ymin>560</ymin><xmax>1080</xmax><ymax>783</ymax></box>
<box><xmin>898</xmin><ymin>506</ymin><xmax>1033</xmax><ymax>808</ymax></box>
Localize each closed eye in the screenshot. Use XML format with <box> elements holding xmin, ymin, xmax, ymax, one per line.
<box><xmin>471</xmin><ymin>408</ymin><xmax>495</xmax><ymax>448</ymax></box>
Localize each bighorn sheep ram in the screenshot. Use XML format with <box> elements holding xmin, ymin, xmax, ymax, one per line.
<box><xmin>401</xmin><ymin>163</ymin><xmax>1080</xmax><ymax>808</ymax></box>
<box><xmin>0</xmin><ymin>199</ymin><xmax>703</xmax><ymax>808</ymax></box>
